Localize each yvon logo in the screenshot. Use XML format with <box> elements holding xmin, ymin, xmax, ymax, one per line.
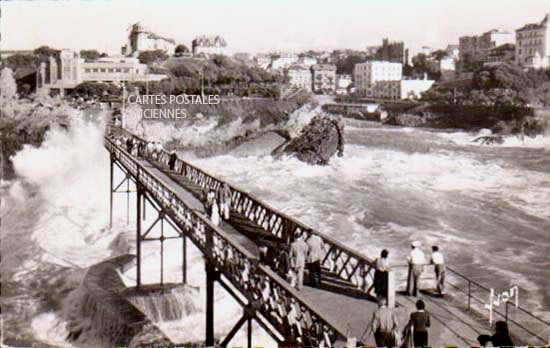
<box><xmin>484</xmin><ymin>286</ymin><xmax>519</xmax><ymax>324</ymax></box>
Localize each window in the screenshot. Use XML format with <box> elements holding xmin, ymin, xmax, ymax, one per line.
<box><xmin>100</xmin><ymin>68</ymin><xmax>106</xmax><ymax>72</ymax></box>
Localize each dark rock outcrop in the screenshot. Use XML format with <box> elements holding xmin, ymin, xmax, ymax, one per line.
<box><xmin>272</xmin><ymin>115</ymin><xmax>344</xmax><ymax>165</ymax></box>
<box><xmin>472</xmin><ymin>135</ymin><xmax>505</xmax><ymax>145</ymax></box>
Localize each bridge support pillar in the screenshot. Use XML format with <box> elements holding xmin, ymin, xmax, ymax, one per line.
<box><xmin>109</xmin><ymin>155</ymin><xmax>113</xmax><ymax>229</ymax></box>
<box><xmin>182</xmin><ymin>236</ymin><xmax>187</xmax><ymax>284</ymax></box>
<box><xmin>247</xmin><ymin>317</ymin><xmax>252</xmax><ymax>348</ymax></box>
<box><xmin>136</xmin><ymin>183</ymin><xmax>142</xmax><ymax>288</ymax></box>
<box><xmin>205</xmin><ymin>260</ymin><xmax>216</xmax><ymax>347</ymax></box>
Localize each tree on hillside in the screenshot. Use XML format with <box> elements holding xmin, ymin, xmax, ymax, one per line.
<box><xmin>431</xmin><ymin>49</ymin><xmax>447</xmax><ymax>61</ymax></box>
<box><xmin>137</xmin><ymin>50</ymin><xmax>169</xmax><ymax>65</ymax></box>
<box><xmin>411</xmin><ymin>53</ymin><xmax>441</xmax><ymax>80</ymax></box>
<box><xmin>72</xmin><ymin>82</ymin><xmax>121</xmax><ymax>98</ymax></box>
<box><xmin>334</xmin><ymin>53</ymin><xmax>367</xmax><ymax>74</ymax></box>
<box><xmin>2</xmin><ymin>53</ymin><xmax>42</xmax><ymax>72</ymax></box>
<box><xmin>80</xmin><ymin>50</ymin><xmax>101</xmax><ymax>61</ymax></box>
<box><xmin>175</xmin><ymin>44</ymin><xmax>189</xmax><ymax>55</ymax></box>
<box><xmin>34</xmin><ymin>46</ymin><xmax>58</xmax><ymax>60</ymax></box>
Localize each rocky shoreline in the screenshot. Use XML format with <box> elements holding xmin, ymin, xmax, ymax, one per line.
<box><xmin>0</xmin><ymin>97</ymin><xmax>77</xmax><ymax>180</ymax></box>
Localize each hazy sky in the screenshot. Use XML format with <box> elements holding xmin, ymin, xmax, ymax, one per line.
<box><xmin>1</xmin><ymin>0</ymin><xmax>549</xmax><ymax>55</ymax></box>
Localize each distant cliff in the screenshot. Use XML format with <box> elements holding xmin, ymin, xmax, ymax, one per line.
<box><xmin>382</xmin><ymin>103</ymin><xmax>544</xmax><ymax>136</ymax></box>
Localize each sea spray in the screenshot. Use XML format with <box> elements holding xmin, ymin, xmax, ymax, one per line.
<box><xmin>126</xmin><ymin>286</ymin><xmax>201</xmax><ymax>323</ymax></box>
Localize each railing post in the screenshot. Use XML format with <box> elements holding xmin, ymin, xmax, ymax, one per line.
<box><xmin>247</xmin><ymin>317</ymin><xmax>252</xmax><ymax>348</ymax></box>
<box><xmin>505</xmin><ymin>300</ymin><xmax>508</xmax><ymax>324</ymax></box>
<box><xmin>387</xmin><ymin>271</ymin><xmax>395</xmax><ymax>308</ymax></box>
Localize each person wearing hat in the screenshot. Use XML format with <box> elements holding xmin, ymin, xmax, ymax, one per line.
<box><xmin>407</xmin><ymin>241</ymin><xmax>426</xmax><ymax>297</ymax></box>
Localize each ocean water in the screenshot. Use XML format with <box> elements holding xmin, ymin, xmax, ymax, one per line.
<box><xmin>1</xmin><ymin>113</ymin><xmax>549</xmax><ymax>346</ymax></box>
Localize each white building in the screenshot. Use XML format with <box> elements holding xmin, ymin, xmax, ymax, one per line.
<box><xmin>400</xmin><ymin>79</ymin><xmax>435</xmax><ymax>99</ymax></box>
<box><xmin>39</xmin><ymin>49</ymin><xmax>166</xmax><ymax>95</ymax></box>
<box><xmin>353</xmin><ymin>61</ymin><xmax>402</xmax><ymax>96</ymax></box>
<box><xmin>254</xmin><ymin>54</ymin><xmax>272</xmax><ymax>69</ymax></box>
<box><xmin>336</xmin><ymin>74</ymin><xmax>352</xmax><ymax>94</ymax></box>
<box><xmin>312</xmin><ymin>64</ymin><xmax>336</xmax><ymax>94</ymax></box>
<box><xmin>445</xmin><ymin>44</ymin><xmax>460</xmax><ymax>60</ymax></box>
<box><xmin>286</xmin><ymin>64</ymin><xmax>312</xmax><ymax>91</ymax></box>
<box><xmin>299</xmin><ymin>56</ymin><xmax>317</xmax><ymax>67</ymax></box>
<box><xmin>192</xmin><ymin>35</ymin><xmax>227</xmax><ymax>56</ymax></box>
<box><xmin>516</xmin><ymin>14</ymin><xmax>550</xmax><ymax>69</ymax></box>
<box><xmin>271</xmin><ymin>52</ymin><xmax>298</xmax><ymax>70</ymax></box>
<box><xmin>125</xmin><ymin>23</ymin><xmax>176</xmax><ymax>56</ymax></box>
<box><xmin>439</xmin><ymin>56</ymin><xmax>456</xmax><ymax>71</ymax></box>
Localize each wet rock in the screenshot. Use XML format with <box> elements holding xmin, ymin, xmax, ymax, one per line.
<box><xmin>472</xmin><ymin>135</ymin><xmax>505</xmax><ymax>145</ymax></box>
<box><xmin>272</xmin><ymin>115</ymin><xmax>344</xmax><ymax>165</ymax></box>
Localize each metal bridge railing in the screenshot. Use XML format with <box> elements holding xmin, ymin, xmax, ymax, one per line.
<box><xmin>444</xmin><ymin>266</ymin><xmax>550</xmax><ymax>345</ymax></box>
<box><xmin>105</xmin><ymin>135</ymin><xmax>347</xmax><ymax>346</ymax></box>
<box><xmin>113</xmin><ymin>127</ymin><xmax>379</xmax><ymax>295</ymax></box>
<box><xmin>108</xmin><ymin>127</ymin><xmax>550</xmax><ymax>345</ymax></box>
<box><xmin>392</xmin><ymin>263</ymin><xmax>549</xmax><ymax>345</ymax></box>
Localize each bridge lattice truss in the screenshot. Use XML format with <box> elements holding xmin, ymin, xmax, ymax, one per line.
<box><xmin>105</xmin><ymin>130</ymin><xmax>380</xmax><ymax>346</ymax></box>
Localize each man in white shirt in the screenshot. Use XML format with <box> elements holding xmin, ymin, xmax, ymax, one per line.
<box><xmin>371</xmin><ymin>297</ymin><xmax>398</xmax><ymax>347</ymax></box>
<box><xmin>290</xmin><ymin>233</ymin><xmax>309</xmax><ymax>291</ymax></box>
<box><xmin>431</xmin><ymin>245</ymin><xmax>445</xmax><ymax>295</ymax></box>
<box><xmin>306</xmin><ymin>229</ymin><xmax>324</xmax><ymax>287</ymax></box>
<box><xmin>407</xmin><ymin>241</ymin><xmax>425</xmax><ymax>297</ymax></box>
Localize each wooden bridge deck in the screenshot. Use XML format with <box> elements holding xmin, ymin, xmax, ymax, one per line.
<box><xmin>133</xmin><ymin>155</ymin><xmax>493</xmax><ymax>346</ymax></box>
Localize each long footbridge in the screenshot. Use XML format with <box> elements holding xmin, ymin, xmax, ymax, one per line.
<box><xmin>104</xmin><ymin>126</ymin><xmax>549</xmax><ymax>347</ymax></box>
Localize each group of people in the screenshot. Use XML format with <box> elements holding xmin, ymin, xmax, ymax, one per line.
<box><xmin>371</xmin><ymin>298</ymin><xmax>431</xmax><ymax>348</ymax></box>
<box><xmin>370</xmin><ymin>241</ymin><xmax>446</xmax><ymax>301</ymax></box>
<box><xmin>288</xmin><ymin>230</ymin><xmax>324</xmax><ymax>291</ymax></box>
<box><xmin>113</xmin><ymin>134</ymin><xmax>169</xmax><ymax>165</ymax></box>
<box><xmin>367</xmin><ymin>241</ymin><xmax>446</xmax><ymax>347</ymax></box>
<box><xmin>203</xmin><ymin>183</ymin><xmax>232</xmax><ymax>226</ymax></box>
<box><xmin>406</xmin><ymin>241</ymin><xmax>446</xmax><ymax>297</ymax></box>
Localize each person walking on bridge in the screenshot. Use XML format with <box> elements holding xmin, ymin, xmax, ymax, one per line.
<box><xmin>371</xmin><ymin>297</ymin><xmax>398</xmax><ymax>347</ymax></box>
<box><xmin>430</xmin><ymin>245</ymin><xmax>445</xmax><ymax>296</ymax></box>
<box><xmin>219</xmin><ymin>183</ymin><xmax>232</xmax><ymax>220</ymax></box>
<box><xmin>290</xmin><ymin>232</ymin><xmax>308</xmax><ymax>291</ymax></box>
<box><xmin>306</xmin><ymin>229</ymin><xmax>324</xmax><ymax>287</ymax></box>
<box><xmin>408</xmin><ymin>299</ymin><xmax>430</xmax><ymax>347</ymax></box>
<box><xmin>168</xmin><ymin>150</ymin><xmax>178</xmax><ymax>171</ymax></box>
<box><xmin>407</xmin><ymin>241</ymin><xmax>425</xmax><ymax>297</ymax></box>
